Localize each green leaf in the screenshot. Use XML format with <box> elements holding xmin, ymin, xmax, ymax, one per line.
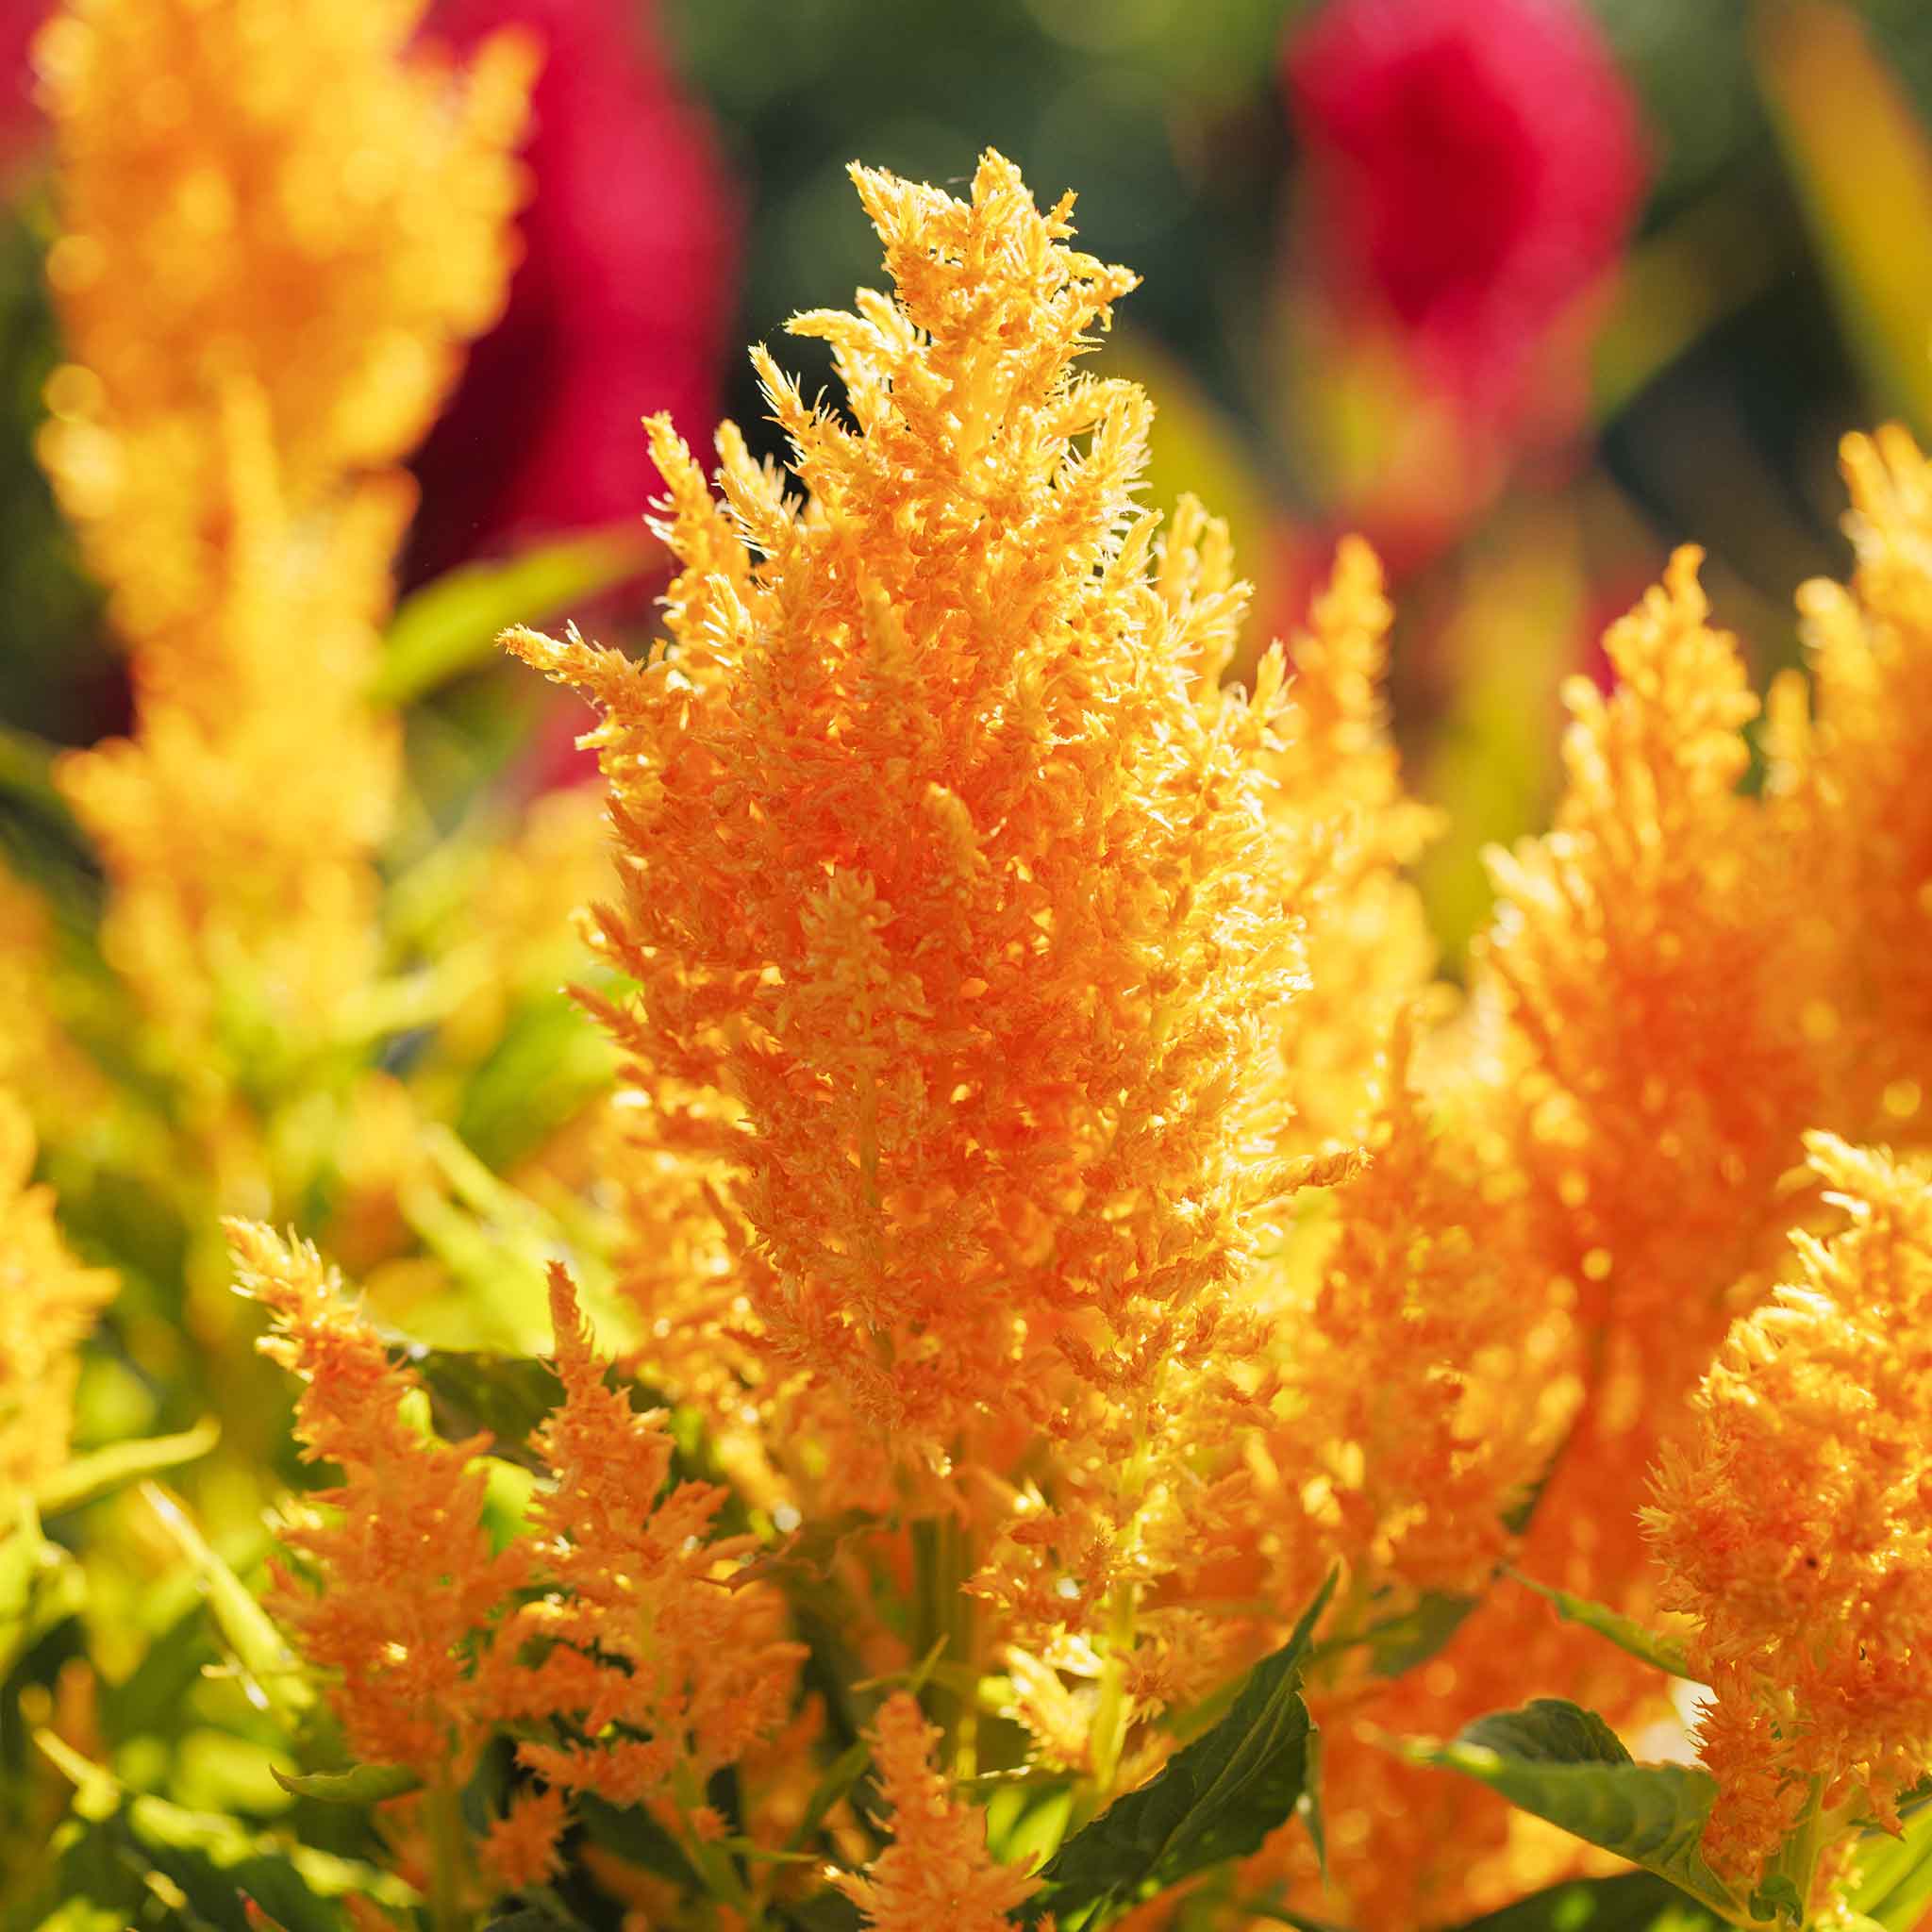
<box><xmin>408</xmin><ymin>1345</ymin><xmax>566</xmax><ymax>1451</ymax></box>
<box><xmin>1439</xmin><ymin>1871</ymin><xmax>1724</xmax><ymax>1930</ymax></box>
<box><xmin>1365</xmin><ymin>1591</ymin><xmax>1479</xmax><ymax>1678</ymax></box>
<box><xmin>575</xmin><ymin>1791</ymin><xmax>705</xmax><ymax>1889</ymax></box>
<box><xmin>1747</xmin><ymin>1874</ymin><xmax>1804</xmax><ymax>1924</ymax></box>
<box><xmin>142</xmin><ymin>1483</ymin><xmax>314</xmax><ymax>1722</ymax></box>
<box><xmin>1395</xmin><ymin>1701</ymin><xmax>1744</xmax><ymax>1926</ymax></box>
<box><xmin>270</xmin><ymin>1762</ymin><xmax>423</xmax><ymax>1806</ymax></box>
<box><xmin>34</xmin><ymin>1418</ymin><xmax>220</xmax><ymax>1518</ymax></box>
<box><xmin>1508</xmin><ymin>1574</ymin><xmax>1700</xmax><ymax>1682</ymax></box>
<box><xmin>1022</xmin><ymin>1571</ymin><xmax>1336</xmax><ymax>1928</ymax></box>
<box><xmin>0</xmin><ymin>1499</ymin><xmax>84</xmax><ymax>1677</ymax></box>
<box><xmin>1850</xmin><ymin>1794</ymin><xmax>1932</xmax><ymax>1931</ymax></box>
<box><xmin>31</xmin><ymin>1733</ymin><xmax>415</xmax><ymax>1932</ymax></box>
<box><xmin>374</xmin><ymin>525</ymin><xmax>654</xmax><ymax>707</ymax></box>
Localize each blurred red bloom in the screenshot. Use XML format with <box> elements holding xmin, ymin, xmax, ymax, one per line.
<box><xmin>408</xmin><ymin>0</ymin><xmax>739</xmax><ymax>583</ymax></box>
<box><xmin>1285</xmin><ymin>0</ymin><xmax>1645</xmax><ymax>415</ymax></box>
<box><xmin>2</xmin><ymin>1</ymin><xmax>47</xmax><ymax>173</ymax></box>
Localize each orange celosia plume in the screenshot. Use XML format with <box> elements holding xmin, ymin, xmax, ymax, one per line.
<box><xmin>240</xmin><ymin>1220</ymin><xmax>524</xmax><ymax>1780</ymax></box>
<box><xmin>1648</xmin><ymin>1133</ymin><xmax>1932</xmax><ymax>1887</ymax></box>
<box><xmin>832</xmin><ymin>1690</ymin><xmax>1045</xmax><ymax>1932</ymax></box>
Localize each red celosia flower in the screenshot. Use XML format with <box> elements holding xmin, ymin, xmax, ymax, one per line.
<box><xmin>1285</xmin><ymin>0</ymin><xmax>1645</xmax><ymax>412</ymax></box>
<box><xmin>408</xmin><ymin>0</ymin><xmax>738</xmax><ymax>582</ymax></box>
<box><xmin>1</xmin><ymin>2</ymin><xmax>46</xmax><ymax>172</ymax></box>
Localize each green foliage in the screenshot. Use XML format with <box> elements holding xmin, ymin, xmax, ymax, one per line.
<box><xmin>374</xmin><ymin>529</ymin><xmax>654</xmax><ymax>708</ymax></box>
<box><xmin>1845</xmin><ymin>1796</ymin><xmax>1932</xmax><ymax>1931</ymax></box>
<box><xmin>1019</xmin><ymin>1573</ymin><xmax>1335</xmax><ymax>1929</ymax></box>
<box><xmin>142</xmin><ymin>1484</ymin><xmax>314</xmax><ymax>1724</ymax></box>
<box><xmin>10</xmin><ymin>1734</ymin><xmax>414</xmax><ymax>1932</ymax></box>
<box><xmin>1395</xmin><ymin>1701</ymin><xmax>1745</xmax><ymax>1926</ymax></box>
<box><xmin>271</xmin><ymin>1762</ymin><xmax>424</xmax><ymax>1806</ymax></box>
<box><xmin>33</xmin><ymin>1418</ymin><xmax>219</xmax><ymax>1519</ymax></box>
<box><xmin>1441</xmin><ymin>1871</ymin><xmax>1725</xmax><ymax>1931</ymax></box>
<box><xmin>1507</xmin><ymin>1573</ymin><xmax>1700</xmax><ymax>1682</ymax></box>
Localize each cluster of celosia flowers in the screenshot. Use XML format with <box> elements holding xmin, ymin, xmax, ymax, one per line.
<box><xmin>7</xmin><ymin>2</ymin><xmax>1932</xmax><ymax>1929</ymax></box>
<box><xmin>1649</xmin><ymin>1134</ymin><xmax>1932</xmax><ymax>1891</ymax></box>
<box><xmin>242</xmin><ymin>1224</ymin><xmax>802</xmax><ymax>1906</ymax></box>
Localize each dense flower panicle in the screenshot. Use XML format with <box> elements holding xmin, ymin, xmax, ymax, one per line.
<box><xmin>1478</xmin><ymin>548</ymin><xmax>1816</xmax><ymax>1605</ymax></box>
<box><xmin>508</xmin><ymin>155</ymin><xmax>1315</xmax><ymax>1486</ymax></box>
<box><xmin>0</xmin><ymin>1095</ymin><xmax>116</xmax><ymax>1491</ymax></box>
<box><xmin>1647</xmin><ymin>1134</ymin><xmax>1932</xmax><ymax>1882</ymax></box>
<box><xmin>35</xmin><ymin>0</ymin><xmax>533</xmax><ymax>656</ymax></box>
<box><xmin>831</xmin><ymin>1691</ymin><xmax>1045</xmax><ymax>1932</ymax></box>
<box><xmin>1268</xmin><ymin>537</ymin><xmax>1444</xmax><ymax>1154</ymax></box>
<box><xmin>491</xmin><ymin>1265</ymin><xmax>804</xmax><ymax>1804</ymax></box>
<box><xmin>1267</xmin><ymin>1029</ymin><xmax>1577</xmax><ymax>1610</ymax></box>
<box><xmin>1247</xmin><ymin>550</ymin><xmax>1821</xmax><ymax>1932</ymax></box>
<box><xmin>58</xmin><ymin>394</ymin><xmax>405</xmax><ymax>1074</ymax></box>
<box><xmin>239</xmin><ymin>1221</ymin><xmax>525</xmax><ymax>1777</ymax></box>
<box><xmin>1769</xmin><ymin>425</ymin><xmax>1932</xmax><ymax>1143</ymax></box>
<box><xmin>408</xmin><ymin>0</ymin><xmax>739</xmax><ymax>580</ymax></box>
<box><xmin>34</xmin><ymin>0</ymin><xmax>531</xmax><ymax>1153</ymax></box>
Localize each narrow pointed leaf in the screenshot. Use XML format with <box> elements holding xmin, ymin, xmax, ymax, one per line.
<box><xmin>374</xmin><ymin>526</ymin><xmax>655</xmax><ymax>707</ymax></box>
<box><xmin>1851</xmin><ymin>1796</ymin><xmax>1932</xmax><ymax>1931</ymax></box>
<box><xmin>1438</xmin><ymin>1870</ymin><xmax>1724</xmax><ymax>1930</ymax></box>
<box><xmin>1509</xmin><ymin>1573</ymin><xmax>1700</xmax><ymax>1681</ymax></box>
<box><xmin>142</xmin><ymin>1484</ymin><xmax>314</xmax><ymax>1720</ymax></box>
<box><xmin>34</xmin><ymin>1419</ymin><xmax>220</xmax><ymax>1518</ymax></box>
<box><xmin>1395</xmin><ymin>1701</ymin><xmax>1743</xmax><ymax>1924</ymax></box>
<box><xmin>270</xmin><ymin>1762</ymin><xmax>423</xmax><ymax>1806</ymax></box>
<box><xmin>1022</xmin><ymin>1572</ymin><xmax>1336</xmax><ymax>1927</ymax></box>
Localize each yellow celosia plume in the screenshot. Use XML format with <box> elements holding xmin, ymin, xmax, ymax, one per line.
<box><xmin>35</xmin><ymin>0</ymin><xmax>532</xmax><ymax>658</ymax></box>
<box><xmin>0</xmin><ymin>1095</ymin><xmax>116</xmax><ymax>1493</ymax></box>
<box><xmin>511</xmin><ymin>153</ymin><xmax>1310</xmax><ymax>1460</ymax></box>
<box><xmin>33</xmin><ymin>0</ymin><xmax>533</xmax><ymax>1185</ymax></box>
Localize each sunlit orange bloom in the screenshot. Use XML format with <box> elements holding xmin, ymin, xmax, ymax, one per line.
<box><xmin>1262</xmin><ymin>1022</ymin><xmax>1579</xmax><ymax>1615</ymax></box>
<box><xmin>1267</xmin><ymin>535</ymin><xmax>1444</xmax><ymax>1156</ymax></box>
<box><xmin>831</xmin><ymin>1690</ymin><xmax>1044</xmax><ymax>1932</ymax></box>
<box><xmin>479</xmin><ymin>1782</ymin><xmax>568</xmax><ymax>1894</ymax></box>
<box><xmin>1474</xmin><ymin>547</ymin><xmax>1819</xmax><ymax>1662</ymax></box>
<box><xmin>0</xmin><ymin>1094</ymin><xmax>116</xmax><ymax>1491</ymax></box>
<box><xmin>1769</xmin><ymin>425</ymin><xmax>1932</xmax><ymax>1143</ymax></box>
<box><xmin>35</xmin><ymin>0</ymin><xmax>532</xmax><ymax>659</ymax></box>
<box><xmin>1262</xmin><ymin>549</ymin><xmax>1818</xmax><ymax>1930</ymax></box>
<box><xmin>509</xmin><ymin>150</ymin><xmax>1309</xmax><ymax>1463</ymax></box>
<box><xmin>491</xmin><ymin>1266</ymin><xmax>804</xmax><ymax>1805</ymax></box>
<box><xmin>1648</xmin><ymin>1134</ymin><xmax>1932</xmax><ymax>1886</ymax></box>
<box><xmin>239</xmin><ymin>1220</ymin><xmax>525</xmax><ymax>1778</ymax></box>
<box><xmin>33</xmin><ymin>0</ymin><xmax>531</xmax><ymax>1178</ymax></box>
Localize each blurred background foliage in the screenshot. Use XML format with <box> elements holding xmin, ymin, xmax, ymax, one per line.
<box><xmin>9</xmin><ymin>0</ymin><xmax>1932</xmax><ymax>957</ymax></box>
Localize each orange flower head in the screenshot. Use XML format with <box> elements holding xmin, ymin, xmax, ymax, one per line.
<box><xmin>1647</xmin><ymin>1133</ymin><xmax>1932</xmax><ymax>1882</ymax></box>
<box><xmin>508</xmin><ymin>151</ymin><xmax>1311</xmax><ymax>1469</ymax></box>
<box><xmin>1769</xmin><ymin>424</ymin><xmax>1932</xmax><ymax>1141</ymax></box>
<box><xmin>491</xmin><ymin>1266</ymin><xmax>804</xmax><ymax>1803</ymax></box>
<box><xmin>239</xmin><ymin>1220</ymin><xmax>525</xmax><ymax>1778</ymax></box>
<box><xmin>831</xmin><ymin>1690</ymin><xmax>1042</xmax><ymax>1932</ymax></box>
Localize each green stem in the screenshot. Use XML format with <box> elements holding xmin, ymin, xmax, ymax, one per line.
<box><xmin>425</xmin><ymin>1777</ymin><xmax>468</xmax><ymax>1932</ymax></box>
<box><xmin>673</xmin><ymin>1762</ymin><xmax>755</xmax><ymax>1915</ymax></box>
<box><xmin>910</xmin><ymin>1513</ymin><xmax>977</xmax><ymax>1773</ymax></box>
